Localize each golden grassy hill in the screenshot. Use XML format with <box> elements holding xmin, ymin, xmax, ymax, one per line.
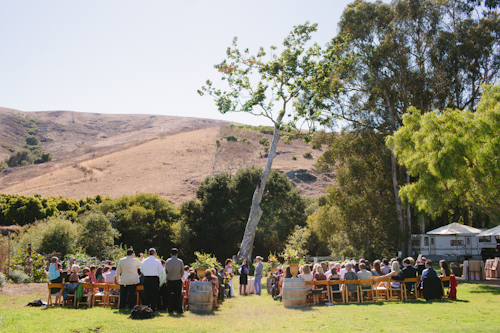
<box><xmin>0</xmin><ymin>107</ymin><xmax>333</xmax><ymax>204</ymax></box>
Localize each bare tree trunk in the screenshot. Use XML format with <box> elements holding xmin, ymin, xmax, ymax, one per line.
<box><xmin>237</xmin><ymin>120</ymin><xmax>282</xmax><ymax>263</ymax></box>
<box><xmin>407</xmin><ymin>173</ymin><xmax>412</xmax><ymax>257</ymax></box>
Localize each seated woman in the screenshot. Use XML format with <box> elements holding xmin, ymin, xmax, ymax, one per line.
<box><xmin>274</xmin><ymin>267</ymin><xmax>292</xmax><ymax>301</ymax></box>
<box><xmin>313</xmin><ymin>266</ymin><xmax>327</xmax><ymax>291</ymax></box>
<box><xmin>63</xmin><ymin>265</ymin><xmax>80</xmax><ymax>301</ymax></box>
<box><xmin>95</xmin><ymin>267</ymin><xmax>104</xmax><ymax>283</ymax></box>
<box><xmin>439</xmin><ymin>260</ymin><xmax>451</xmax><ymax>287</ymax></box>
<box><xmin>298</xmin><ymin>264</ymin><xmax>314</xmax><ymax>291</ymax></box>
<box><xmin>375</xmin><ymin>261</ymin><xmax>401</xmax><ymax>289</ymax></box>
<box><xmin>329</xmin><ymin>267</ymin><xmax>341</xmax><ymax>299</ymax></box>
<box><xmin>372</xmin><ymin>260</ymin><xmax>382</xmax><ymax>276</ymax></box>
<box><xmin>203</xmin><ymin>270</ymin><xmax>219</xmax><ymax>308</ymax></box>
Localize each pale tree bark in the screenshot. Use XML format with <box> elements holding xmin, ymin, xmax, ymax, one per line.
<box><xmin>383</xmin><ymin>88</ymin><xmax>405</xmax><ymax>256</ymax></box>
<box><xmin>407</xmin><ymin>172</ymin><xmax>412</xmax><ymax>257</ymax></box>
<box><xmin>237</xmin><ymin>116</ymin><xmax>283</xmax><ymax>263</ymax></box>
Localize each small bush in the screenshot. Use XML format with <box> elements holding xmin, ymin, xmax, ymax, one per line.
<box><xmin>283</xmin><ymin>136</ymin><xmax>292</xmax><ymax>145</ymax></box>
<box><xmin>292</xmin><ymin>156</ymin><xmax>297</xmax><ymax>160</ymax></box>
<box><xmin>303</xmin><ymin>152</ymin><xmax>313</xmax><ymax>159</ymax></box>
<box><xmin>312</xmin><ymin>142</ymin><xmax>322</xmax><ymax>150</ymax></box>
<box><xmin>240</xmin><ymin>138</ymin><xmax>251</xmax><ymax>144</ymax></box>
<box><xmin>9</xmin><ymin>270</ymin><xmax>30</xmax><ymax>284</ymax></box>
<box><xmin>259</xmin><ymin>137</ymin><xmax>270</xmax><ymax>146</ymax></box>
<box><xmin>0</xmin><ymin>272</ymin><xmax>5</xmax><ymax>287</ymax></box>
<box><xmin>264</xmin><ymin>146</ymin><xmax>270</xmax><ymax>152</ymax></box>
<box><xmin>225</xmin><ymin>135</ymin><xmax>238</xmax><ymax>142</ymax></box>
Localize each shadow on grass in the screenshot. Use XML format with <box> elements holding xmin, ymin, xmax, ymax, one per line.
<box><xmin>467</xmin><ymin>284</ymin><xmax>500</xmax><ymax>295</ymax></box>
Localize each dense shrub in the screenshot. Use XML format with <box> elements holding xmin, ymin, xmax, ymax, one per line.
<box><xmin>292</xmin><ymin>156</ymin><xmax>297</xmax><ymax>160</ymax></box>
<box><xmin>303</xmin><ymin>151</ymin><xmax>312</xmax><ymax>159</ymax></box>
<box><xmin>259</xmin><ymin>137</ymin><xmax>269</xmax><ymax>146</ymax></box>
<box><xmin>39</xmin><ymin>216</ymin><xmax>79</xmax><ymax>257</ymax></box>
<box><xmin>78</xmin><ymin>210</ymin><xmax>120</xmax><ymax>259</ymax></box>
<box><xmin>9</xmin><ymin>270</ymin><xmax>30</xmax><ymax>283</ymax></box>
<box><xmin>25</xmin><ymin>135</ymin><xmax>40</xmax><ymax>146</ymax></box>
<box><xmin>225</xmin><ymin>135</ymin><xmax>238</xmax><ymax>142</ymax></box>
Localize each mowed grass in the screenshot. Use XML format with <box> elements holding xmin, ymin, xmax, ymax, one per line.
<box><xmin>1</xmin><ymin>280</ymin><xmax>500</xmax><ymax>333</ymax></box>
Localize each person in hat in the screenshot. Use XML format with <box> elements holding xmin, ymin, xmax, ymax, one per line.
<box><xmin>140</xmin><ymin>248</ymin><xmax>163</xmax><ymax>311</ymax></box>
<box><xmin>254</xmin><ymin>256</ymin><xmax>264</xmax><ymax>296</ymax></box>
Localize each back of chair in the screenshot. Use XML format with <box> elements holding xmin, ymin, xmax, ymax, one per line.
<box><xmin>314</xmin><ymin>280</ymin><xmax>329</xmax><ymax>288</ymax></box>
<box><xmin>440</xmin><ymin>276</ymin><xmax>451</xmax><ymax>283</ymax></box>
<box><xmin>329</xmin><ymin>279</ymin><xmax>344</xmax><ymax>286</ymax></box>
<box><xmin>344</xmin><ymin>280</ymin><xmax>360</xmax><ymax>288</ymax></box>
<box><xmin>492</xmin><ymin>257</ymin><xmax>500</xmax><ymax>270</ymax></box>
<box><xmin>402</xmin><ymin>278</ymin><xmax>418</xmax><ymax>284</ymax></box>
<box><xmin>81</xmin><ymin>283</ymin><xmax>94</xmax><ymax>293</ymax></box>
<box><xmin>469</xmin><ymin>260</ymin><xmax>482</xmax><ymax>272</ymax></box>
<box><xmin>136</xmin><ymin>285</ymin><xmax>144</xmax><ymax>291</ymax></box>
<box><xmin>108</xmin><ymin>283</ymin><xmax>120</xmax><ymax>291</ymax></box>
<box><xmin>94</xmin><ymin>283</ymin><xmax>107</xmax><ymax>290</ymax></box>
<box><xmin>358</xmin><ymin>279</ymin><xmax>374</xmax><ymax>290</ymax></box>
<box><xmin>304</xmin><ymin>281</ymin><xmax>314</xmax><ymax>286</ymax></box>
<box><xmin>48</xmin><ymin>283</ymin><xmax>64</xmax><ymax>289</ymax></box>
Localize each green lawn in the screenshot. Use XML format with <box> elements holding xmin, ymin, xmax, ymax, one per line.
<box><xmin>1</xmin><ymin>280</ymin><xmax>500</xmax><ymax>332</ymax></box>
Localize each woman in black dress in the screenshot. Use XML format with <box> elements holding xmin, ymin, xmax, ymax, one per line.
<box><xmin>239</xmin><ymin>259</ymin><xmax>249</xmax><ymax>296</ymax></box>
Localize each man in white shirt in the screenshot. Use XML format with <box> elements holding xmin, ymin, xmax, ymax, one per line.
<box><xmin>105</xmin><ymin>266</ymin><xmax>117</xmax><ymax>284</ymax></box>
<box><xmin>325</xmin><ymin>262</ymin><xmax>335</xmax><ymax>279</ymax></box>
<box><xmin>140</xmin><ymin>248</ymin><xmax>164</xmax><ymax>311</ymax></box>
<box><xmin>116</xmin><ymin>248</ymin><xmax>142</xmax><ymax>309</ymax></box>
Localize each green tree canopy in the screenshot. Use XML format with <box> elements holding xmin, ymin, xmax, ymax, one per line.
<box><xmin>387</xmin><ymin>84</ymin><xmax>500</xmax><ymax>222</ymax></box>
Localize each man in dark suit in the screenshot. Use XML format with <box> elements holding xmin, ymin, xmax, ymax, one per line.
<box><xmin>392</xmin><ymin>258</ymin><xmax>417</xmax><ymax>296</ymax></box>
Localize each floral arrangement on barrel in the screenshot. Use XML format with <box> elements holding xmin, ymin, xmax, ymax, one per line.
<box><xmin>280</xmin><ymin>249</ymin><xmax>303</xmax><ymax>277</ymax></box>
<box><xmin>190</xmin><ymin>251</ymin><xmax>220</xmax><ymax>279</ymax></box>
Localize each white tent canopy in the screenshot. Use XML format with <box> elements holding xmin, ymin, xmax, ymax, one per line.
<box><xmin>426</xmin><ymin>222</ymin><xmax>482</xmax><ymax>236</ymax></box>
<box><xmin>476</xmin><ymin>225</ymin><xmax>500</xmax><ymax>237</ymax></box>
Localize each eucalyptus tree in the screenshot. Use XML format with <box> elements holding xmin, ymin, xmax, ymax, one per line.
<box><xmin>318</xmin><ymin>0</ymin><xmax>500</xmax><ymax>255</ymax></box>
<box><xmin>198</xmin><ymin>23</ymin><xmax>332</xmax><ymax>263</ymax></box>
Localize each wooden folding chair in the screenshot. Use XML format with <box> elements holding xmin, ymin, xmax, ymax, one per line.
<box><xmin>485</xmin><ymin>257</ymin><xmax>499</xmax><ymax>278</ymax></box>
<box><xmin>47</xmin><ymin>283</ymin><xmax>64</xmax><ymax>306</ymax></box>
<box><xmin>76</xmin><ymin>283</ymin><xmax>94</xmax><ymax>307</ymax></box>
<box><xmin>314</xmin><ymin>280</ymin><xmax>331</xmax><ymax>304</ymax></box>
<box><xmin>304</xmin><ymin>281</ymin><xmax>316</xmax><ymax>305</ymax></box>
<box><xmin>440</xmin><ymin>276</ymin><xmax>452</xmax><ymax>300</ymax></box>
<box><xmin>344</xmin><ymin>280</ymin><xmax>360</xmax><ymax>303</ymax></box>
<box><xmin>136</xmin><ymin>285</ymin><xmax>144</xmax><ymax>305</ymax></box>
<box><xmin>107</xmin><ymin>284</ymin><xmax>121</xmax><ymax>307</ymax></box>
<box><xmin>374</xmin><ymin>276</ymin><xmax>389</xmax><ymax>301</ymax></box>
<box><xmin>328</xmin><ymin>279</ymin><xmax>344</xmax><ymax>304</ymax></box>
<box><xmin>358</xmin><ymin>279</ymin><xmax>375</xmax><ymax>303</ymax></box>
<box><xmin>182</xmin><ymin>283</ymin><xmax>190</xmax><ymax>311</ymax></box>
<box><xmin>63</xmin><ymin>284</ymin><xmax>78</xmax><ymax>307</ymax></box>
<box><xmin>468</xmin><ymin>260</ymin><xmax>484</xmax><ymax>281</ymax></box>
<box><xmin>387</xmin><ymin>278</ymin><xmax>404</xmax><ymax>301</ymax></box>
<box><xmin>402</xmin><ymin>278</ymin><xmax>419</xmax><ymax>301</ymax></box>
<box><xmin>93</xmin><ymin>283</ymin><xmax>107</xmax><ymax>306</ymax></box>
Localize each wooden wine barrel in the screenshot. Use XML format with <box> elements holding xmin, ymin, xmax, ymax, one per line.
<box><xmin>266</xmin><ymin>278</ymin><xmax>273</xmax><ymax>294</ymax></box>
<box><xmin>188</xmin><ymin>281</ymin><xmax>213</xmax><ymax>313</ymax></box>
<box><xmin>282</xmin><ymin>278</ymin><xmax>306</xmax><ymax>308</ymax></box>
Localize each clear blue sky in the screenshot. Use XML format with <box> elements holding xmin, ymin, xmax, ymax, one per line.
<box><xmin>0</xmin><ymin>0</ymin><xmax>385</xmax><ymax>127</ymax></box>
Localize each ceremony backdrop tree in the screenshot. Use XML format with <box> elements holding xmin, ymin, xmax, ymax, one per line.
<box><xmin>316</xmin><ymin>0</ymin><xmax>500</xmax><ymax>256</ymax></box>
<box><xmin>387</xmin><ymin>84</ymin><xmax>500</xmax><ymax>224</ymax></box>
<box><xmin>199</xmin><ymin>23</ymin><xmax>332</xmax><ymax>262</ymax></box>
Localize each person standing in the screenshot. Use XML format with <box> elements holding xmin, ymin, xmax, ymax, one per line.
<box><xmin>140</xmin><ymin>248</ymin><xmax>163</xmax><ymax>311</ymax></box>
<box><xmin>254</xmin><ymin>256</ymin><xmax>263</xmax><ymax>296</ymax></box>
<box><xmin>165</xmin><ymin>247</ymin><xmax>184</xmax><ymax>315</ymax></box>
<box><xmin>239</xmin><ymin>259</ymin><xmax>249</xmax><ymax>295</ymax></box>
<box><xmin>116</xmin><ymin>248</ymin><xmax>142</xmax><ymax>309</ymax></box>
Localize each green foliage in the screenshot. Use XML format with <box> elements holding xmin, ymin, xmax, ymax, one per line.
<box><xmin>263</xmin><ymin>146</ymin><xmax>270</xmax><ymax>152</ymax></box>
<box><xmin>8</xmin><ymin>270</ymin><xmax>30</xmax><ymax>284</ymax></box>
<box><xmin>0</xmin><ymin>161</ymin><xmax>7</xmax><ymax>170</ymax></box>
<box><xmin>25</xmin><ymin>136</ymin><xmax>40</xmax><ymax>146</ymax></box>
<box><xmin>240</xmin><ymin>138</ymin><xmax>251</xmax><ymax>144</ymax></box>
<box><xmin>303</xmin><ymin>151</ymin><xmax>312</xmax><ymax>159</ymax></box>
<box><xmin>259</xmin><ymin>137</ymin><xmax>270</xmax><ymax>146</ymax></box>
<box><xmin>225</xmin><ymin>134</ymin><xmax>238</xmax><ymax>142</ymax></box>
<box><xmin>9</xmin><ymin>247</ymin><xmax>47</xmax><ymax>282</ymax></box>
<box><xmin>180</xmin><ymin>166</ymin><xmax>307</xmax><ymax>263</ymax></box>
<box><xmin>39</xmin><ymin>216</ymin><xmax>79</xmax><ymax>257</ymax></box>
<box><xmin>388</xmin><ymin>85</ymin><xmax>500</xmax><ymax>221</ymax></box>
<box><xmin>314</xmin><ymin>131</ymin><xmax>400</xmax><ymax>260</ymax></box>
<box><xmin>282</xmin><ymin>226</ymin><xmax>310</xmax><ymax>258</ymax></box>
<box><xmin>292</xmin><ymin>156</ymin><xmax>297</xmax><ymax>160</ymax></box>
<box><xmin>98</xmin><ymin>193</ymin><xmax>178</xmax><ymax>259</ymax></box>
<box><xmin>312</xmin><ymin>142</ymin><xmax>321</xmax><ymax>150</ymax></box>
<box><xmin>78</xmin><ymin>210</ymin><xmax>120</xmax><ymax>259</ymax></box>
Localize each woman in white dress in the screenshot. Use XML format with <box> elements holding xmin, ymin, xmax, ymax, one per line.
<box><xmin>225</xmin><ymin>259</ymin><xmax>236</xmax><ymax>297</ymax></box>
